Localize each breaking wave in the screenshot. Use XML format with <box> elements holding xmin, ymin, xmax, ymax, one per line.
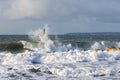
<box><xmin>0</xmin><ymin>26</ymin><xmax>120</xmax><ymax>79</ymax></box>
<box><xmin>1</xmin><ymin>40</ymin><xmax>120</xmax><ymax>53</ymax></box>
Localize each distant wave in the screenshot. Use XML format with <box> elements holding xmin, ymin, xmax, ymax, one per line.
<box><xmin>65</xmin><ymin>32</ymin><xmax>120</xmax><ymax>35</ymax></box>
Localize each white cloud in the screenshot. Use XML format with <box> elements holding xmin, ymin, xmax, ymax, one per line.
<box><xmin>1</xmin><ymin>0</ymin><xmax>120</xmax><ymax>34</ymax></box>
<box><xmin>0</xmin><ymin>0</ymin><xmax>120</xmax><ymax>22</ymax></box>
<box><xmin>0</xmin><ymin>0</ymin><xmax>80</xmax><ymax>20</ymax></box>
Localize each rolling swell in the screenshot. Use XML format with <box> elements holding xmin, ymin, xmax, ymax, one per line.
<box><xmin>0</xmin><ymin>40</ymin><xmax>42</xmax><ymax>52</ymax></box>
<box><xmin>0</xmin><ymin>42</ymin><xmax>24</xmax><ymax>52</ymax></box>
<box><xmin>0</xmin><ymin>40</ymin><xmax>120</xmax><ymax>52</ymax></box>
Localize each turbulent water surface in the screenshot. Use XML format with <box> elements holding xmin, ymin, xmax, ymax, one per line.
<box><xmin>0</xmin><ymin>31</ymin><xmax>120</xmax><ymax>80</ymax></box>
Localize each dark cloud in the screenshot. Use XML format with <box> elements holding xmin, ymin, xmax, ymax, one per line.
<box><xmin>0</xmin><ymin>0</ymin><xmax>120</xmax><ymax>34</ymax></box>
<box><xmin>0</xmin><ymin>0</ymin><xmax>120</xmax><ymax>22</ymax></box>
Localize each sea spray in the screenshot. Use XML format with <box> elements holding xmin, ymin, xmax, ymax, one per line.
<box><xmin>91</xmin><ymin>41</ymin><xmax>120</xmax><ymax>50</ymax></box>
<box><xmin>28</xmin><ymin>25</ymin><xmax>55</xmax><ymax>51</ymax></box>
<box><xmin>27</xmin><ymin>25</ymin><xmax>74</xmax><ymax>52</ymax></box>
<box><xmin>0</xmin><ymin>33</ymin><xmax>120</xmax><ymax>79</ymax></box>
<box><xmin>28</xmin><ymin>24</ymin><xmax>49</xmax><ymax>42</ymax></box>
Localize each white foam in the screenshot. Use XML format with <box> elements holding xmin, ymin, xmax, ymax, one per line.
<box><xmin>0</xmin><ymin>46</ymin><xmax>120</xmax><ymax>79</ymax></box>
<box><xmin>28</xmin><ymin>25</ymin><xmax>55</xmax><ymax>52</ymax></box>
<box><xmin>1</xmin><ymin>28</ymin><xmax>120</xmax><ymax>79</ymax></box>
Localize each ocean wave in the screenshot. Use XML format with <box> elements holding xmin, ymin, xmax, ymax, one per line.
<box><xmin>0</xmin><ymin>28</ymin><xmax>120</xmax><ymax>79</ymax></box>
<box><xmin>0</xmin><ymin>42</ymin><xmax>23</xmax><ymax>52</ymax></box>
<box><xmin>0</xmin><ymin>40</ymin><xmax>47</xmax><ymax>52</ymax></box>
<box><xmin>1</xmin><ymin>40</ymin><xmax>120</xmax><ymax>53</ymax></box>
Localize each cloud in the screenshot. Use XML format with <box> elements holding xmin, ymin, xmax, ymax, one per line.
<box><xmin>0</xmin><ymin>0</ymin><xmax>120</xmax><ymax>23</ymax></box>
<box><xmin>0</xmin><ymin>0</ymin><xmax>80</xmax><ymax>20</ymax></box>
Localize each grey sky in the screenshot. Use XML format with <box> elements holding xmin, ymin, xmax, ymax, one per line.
<box><xmin>0</xmin><ymin>0</ymin><xmax>120</xmax><ymax>34</ymax></box>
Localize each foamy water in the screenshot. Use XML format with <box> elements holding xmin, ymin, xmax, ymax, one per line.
<box><xmin>0</xmin><ymin>28</ymin><xmax>120</xmax><ymax>80</ymax></box>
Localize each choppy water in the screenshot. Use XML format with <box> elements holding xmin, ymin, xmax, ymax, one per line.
<box><xmin>0</xmin><ymin>33</ymin><xmax>120</xmax><ymax>51</ymax></box>
<box><xmin>0</xmin><ymin>32</ymin><xmax>120</xmax><ymax>80</ymax></box>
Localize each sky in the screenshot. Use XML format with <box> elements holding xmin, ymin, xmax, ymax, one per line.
<box><xmin>0</xmin><ymin>0</ymin><xmax>120</xmax><ymax>34</ymax></box>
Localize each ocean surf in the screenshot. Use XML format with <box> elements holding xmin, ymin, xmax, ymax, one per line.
<box><xmin>0</xmin><ymin>28</ymin><xmax>120</xmax><ymax>80</ymax></box>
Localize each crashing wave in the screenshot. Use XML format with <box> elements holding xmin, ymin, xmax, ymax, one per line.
<box><xmin>0</xmin><ymin>27</ymin><xmax>120</xmax><ymax>79</ymax></box>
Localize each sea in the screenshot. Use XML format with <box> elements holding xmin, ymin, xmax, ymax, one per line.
<box><xmin>0</xmin><ymin>29</ymin><xmax>120</xmax><ymax>80</ymax></box>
